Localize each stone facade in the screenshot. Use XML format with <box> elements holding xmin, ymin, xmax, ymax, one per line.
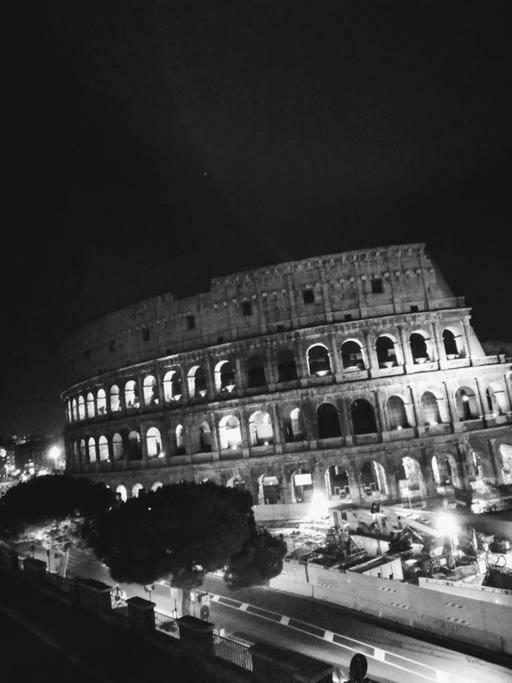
<box><xmin>62</xmin><ymin>243</ymin><xmax>512</xmax><ymax>505</ymax></box>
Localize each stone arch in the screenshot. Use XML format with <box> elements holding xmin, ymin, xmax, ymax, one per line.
<box><xmin>98</xmin><ymin>435</ymin><xmax>109</xmax><ymax>461</ymax></box>
<box><xmin>79</xmin><ymin>438</ymin><xmax>86</xmax><ymax>461</ymax></box>
<box><xmin>187</xmin><ymin>365</ymin><xmax>207</xmax><ymax>398</ymax></box>
<box><xmin>360</xmin><ymin>461</ymin><xmax>388</xmax><ymax>497</ymax></box>
<box><xmin>132</xmin><ymin>483</ymin><xmax>144</xmax><ymax>498</ymax></box>
<box><xmin>109</xmin><ymin>385</ymin><xmax>121</xmax><ymax>412</ymax></box>
<box><xmin>143</xmin><ymin>375</ymin><xmax>159</xmax><ymax>406</ymax></box>
<box><xmin>112</xmin><ymin>432</ymin><xmax>123</xmax><ymax>460</ymax></box>
<box><xmin>87</xmin><ymin>436</ymin><xmax>96</xmax><ymax>463</ymax></box>
<box><xmin>325</xmin><ymin>465</ymin><xmax>350</xmax><ymax>500</ymax></box>
<box><xmin>340</xmin><ymin>339</ymin><xmax>365</xmax><ymax>370</ymax></box>
<box><xmin>146</xmin><ymin>426</ymin><xmax>162</xmax><ymax>457</ymax></box>
<box><xmin>375</xmin><ymin>335</ymin><xmax>399</xmax><ymax>367</ymax></box>
<box><xmin>248</xmin><ymin>410</ymin><xmax>274</xmax><ymax>446</ymax></box>
<box><xmin>291</xmin><ymin>468</ymin><xmax>314</xmax><ymax>503</ymax></box>
<box><xmin>276</xmin><ymin>349</ymin><xmax>298</xmax><ymax>382</ymax></box>
<box><xmin>455</xmin><ymin>386</ymin><xmax>479</xmax><ymax>420</ymax></box>
<box><xmin>116</xmin><ymin>485</ymin><xmax>127</xmax><ymax>502</ymax></box>
<box><xmin>486</xmin><ymin>382</ymin><xmax>507</xmax><ymax>416</ymax></box>
<box><xmin>442</xmin><ymin>328</ymin><xmax>461</xmax><ymax>357</ymax></box>
<box><xmin>257</xmin><ymin>473</ymin><xmax>282</xmax><ymax>504</ymax></box>
<box><xmin>124</xmin><ymin>380</ymin><xmax>139</xmax><ymax>409</ymax></box>
<box><xmin>151</xmin><ymin>481</ymin><xmax>163</xmax><ymax>491</ymax></box>
<box><xmin>432</xmin><ymin>453</ymin><xmax>461</xmax><ymax>490</ymax></box>
<box><xmin>175</xmin><ymin>424</ymin><xmax>185</xmax><ymax>453</ymax></box>
<box><xmin>386</xmin><ymin>395</ymin><xmax>410</xmax><ymax>430</ymax></box>
<box><xmin>409</xmin><ymin>331</ymin><xmax>431</xmax><ymax>363</ymax></box>
<box><xmin>199</xmin><ymin>421</ymin><xmax>212</xmax><ymax>452</ymax></box>
<box><xmin>71</xmin><ymin>398</ymin><xmax>78</xmax><ymax>422</ymax></box>
<box><xmin>226</xmin><ymin>475</ymin><xmax>246</xmax><ymax>489</ymax></box>
<box><xmin>307</xmin><ymin>343</ymin><xmax>332</xmax><ymax>376</ymax></box>
<box><xmin>86</xmin><ymin>392</ymin><xmax>96</xmax><ymax>418</ymax></box>
<box><xmin>214</xmin><ymin>359</ymin><xmax>236</xmax><ymax>393</ymax></box>
<box><xmin>421</xmin><ymin>391</ymin><xmax>442</xmax><ymax>425</ymax></box>
<box><xmin>499</xmin><ymin>444</ymin><xmax>512</xmax><ymax>484</ymax></box>
<box><xmin>317</xmin><ymin>403</ymin><xmax>341</xmax><ymax>438</ymax></box>
<box><xmin>127</xmin><ymin>430</ymin><xmax>142</xmax><ymax>460</ymax></box>
<box><xmin>96</xmin><ymin>388</ymin><xmax>107</xmax><ymax>415</ymax></box>
<box><xmin>396</xmin><ymin>457</ymin><xmax>425</xmax><ymax>499</ymax></box>
<box><xmin>283</xmin><ymin>406</ymin><xmax>303</xmax><ymax>442</ymax></box>
<box><xmin>351</xmin><ymin>399</ymin><xmax>377</xmax><ymax>435</ymax></box>
<box><xmin>78</xmin><ymin>395</ymin><xmax>85</xmax><ymax>420</ymax></box>
<box><xmin>246</xmin><ymin>355</ymin><xmax>267</xmax><ymax>388</ymax></box>
<box><xmin>163</xmin><ymin>369</ymin><xmax>182</xmax><ymax>402</ymax></box>
<box><xmin>219</xmin><ymin>414</ymin><xmax>242</xmax><ymax>450</ymax></box>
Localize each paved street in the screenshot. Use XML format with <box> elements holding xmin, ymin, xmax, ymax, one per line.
<box><xmin>14</xmin><ymin>542</ymin><xmax>511</xmax><ymax>683</ymax></box>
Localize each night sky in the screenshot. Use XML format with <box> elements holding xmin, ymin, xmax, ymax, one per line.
<box><xmin>3</xmin><ymin>1</ymin><xmax>511</xmax><ymax>437</ymax></box>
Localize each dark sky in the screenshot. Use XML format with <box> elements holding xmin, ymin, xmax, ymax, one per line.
<box><xmin>3</xmin><ymin>1</ymin><xmax>512</xmax><ymax>438</ymax></box>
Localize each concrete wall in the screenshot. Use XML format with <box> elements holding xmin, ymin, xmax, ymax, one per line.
<box><xmin>418</xmin><ymin>577</ymin><xmax>512</xmax><ymax>607</ymax></box>
<box><xmin>270</xmin><ymin>559</ymin><xmax>512</xmax><ymax>655</ymax></box>
<box><xmin>253</xmin><ymin>503</ymin><xmax>312</xmax><ymax>523</ymax></box>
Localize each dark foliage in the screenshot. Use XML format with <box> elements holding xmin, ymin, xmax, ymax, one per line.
<box><xmin>225</xmin><ymin>528</ymin><xmax>287</xmax><ymax>589</ymax></box>
<box><xmin>0</xmin><ymin>475</ymin><xmax>116</xmax><ymax>539</ymax></box>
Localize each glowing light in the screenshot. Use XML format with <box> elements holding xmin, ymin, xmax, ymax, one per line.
<box><xmin>309</xmin><ymin>491</ymin><xmax>329</xmax><ymax>520</ymax></box>
<box><xmin>48</xmin><ymin>446</ymin><xmax>61</xmax><ymax>461</ymax></box>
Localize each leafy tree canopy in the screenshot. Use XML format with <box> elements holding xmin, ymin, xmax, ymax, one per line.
<box><xmin>225</xmin><ymin>528</ymin><xmax>287</xmax><ymax>589</ymax></box>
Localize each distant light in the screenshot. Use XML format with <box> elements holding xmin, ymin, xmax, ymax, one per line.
<box><xmin>48</xmin><ymin>446</ymin><xmax>61</xmax><ymax>461</ymax></box>
<box><xmin>309</xmin><ymin>491</ymin><xmax>329</xmax><ymax>521</ymax></box>
<box><xmin>436</xmin><ymin>512</ymin><xmax>459</xmax><ymax>538</ymax></box>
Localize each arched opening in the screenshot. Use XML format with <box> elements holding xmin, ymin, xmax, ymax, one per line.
<box><xmin>112</xmin><ymin>433</ymin><xmax>123</xmax><ymax>460</ymax></box>
<box><xmin>98</xmin><ymin>435</ymin><xmax>109</xmax><ymax>461</ymax></box>
<box><xmin>351</xmin><ymin>399</ymin><xmax>377</xmax><ymax>435</ymax></box>
<box><xmin>132</xmin><ymin>483</ymin><xmax>144</xmax><ymax>498</ymax></box>
<box><xmin>187</xmin><ymin>365</ymin><xmax>207</xmax><ymax>398</ymax></box>
<box><xmin>258</xmin><ymin>474</ymin><xmax>282</xmax><ymax>505</ymax></box>
<box><xmin>218</xmin><ymin>415</ymin><xmax>242</xmax><ymax>450</ymax></box>
<box><xmin>277</xmin><ymin>349</ymin><xmax>298</xmax><ymax>382</ymax></box>
<box><xmin>248</xmin><ymin>410</ymin><xmax>274</xmax><ymax>446</ymax></box>
<box><xmin>151</xmin><ymin>481</ymin><xmax>163</xmax><ymax>491</ymax></box>
<box><xmin>409</xmin><ymin>333</ymin><xmax>429</xmax><ymax>363</ymax></box>
<box><xmin>199</xmin><ymin>421</ymin><xmax>212</xmax><ymax>452</ymax></box>
<box><xmin>486</xmin><ymin>384</ymin><xmax>506</xmax><ymax>416</ymax></box>
<box><xmin>71</xmin><ymin>399</ymin><xmax>78</xmax><ymax>422</ymax></box>
<box><xmin>127</xmin><ymin>431</ymin><xmax>142</xmax><ymax>460</ymax></box>
<box><xmin>175</xmin><ymin>424</ymin><xmax>185</xmax><ymax>454</ymax></box>
<box><xmin>246</xmin><ymin>355</ymin><xmax>266</xmax><ymax>388</ymax></box>
<box><xmin>360</xmin><ymin>461</ymin><xmax>389</xmax><ymax>497</ymax></box>
<box><xmin>442</xmin><ymin>329</ymin><xmax>459</xmax><ymax>357</ymax></box>
<box><xmin>283</xmin><ymin>407</ymin><xmax>303</xmax><ymax>442</ymax></box>
<box><xmin>78</xmin><ymin>396</ymin><xmax>85</xmax><ymax>420</ymax></box>
<box><xmin>455</xmin><ymin>387</ymin><xmax>479</xmax><ymax>421</ymax></box>
<box><xmin>87</xmin><ymin>437</ymin><xmax>96</xmax><ymax>463</ymax></box>
<box><xmin>341</xmin><ymin>340</ymin><xmax>365</xmax><ymax>370</ymax></box>
<box><xmin>146</xmin><ymin>427</ymin><xmax>162</xmax><ymax>457</ymax></box>
<box><xmin>397</xmin><ymin>457</ymin><xmax>424</xmax><ymax>500</ymax></box>
<box><xmin>97</xmin><ymin>388</ymin><xmax>107</xmax><ymax>415</ymax></box>
<box><xmin>116</xmin><ymin>485</ymin><xmax>127</xmax><ymax>502</ymax></box>
<box><xmin>163</xmin><ymin>370</ymin><xmax>182</xmax><ymax>402</ymax></box>
<box><xmin>432</xmin><ymin>454</ymin><xmax>460</xmax><ymax>491</ymax></box>
<box><xmin>86</xmin><ymin>392</ymin><xmax>96</xmax><ymax>418</ymax></box>
<box><xmin>109</xmin><ymin>385</ymin><xmax>121</xmax><ymax>412</ymax></box>
<box><xmin>226</xmin><ymin>475</ymin><xmax>246</xmax><ymax>490</ymax></box>
<box><xmin>143</xmin><ymin>375</ymin><xmax>159</xmax><ymax>406</ymax></box>
<box><xmin>386</xmin><ymin>395</ymin><xmax>410</xmax><ymax>430</ymax></box>
<box><xmin>125</xmin><ymin>380</ymin><xmax>140</xmax><ymax>409</ymax></box>
<box><xmin>317</xmin><ymin>403</ymin><xmax>341</xmax><ymax>438</ymax></box>
<box><xmin>307</xmin><ymin>344</ymin><xmax>332</xmax><ymax>376</ymax></box>
<box><xmin>79</xmin><ymin>439</ymin><xmax>86</xmax><ymax>462</ymax></box>
<box><xmin>214</xmin><ymin>360</ymin><xmax>236</xmax><ymax>393</ymax></box>
<box><xmin>376</xmin><ymin>336</ymin><xmax>398</xmax><ymax>367</ymax></box>
<box><xmin>325</xmin><ymin>466</ymin><xmax>350</xmax><ymax>499</ymax></box>
<box><xmin>292</xmin><ymin>469</ymin><xmax>314</xmax><ymax>503</ymax></box>
<box><xmin>499</xmin><ymin>444</ymin><xmax>512</xmax><ymax>484</ymax></box>
<box><xmin>421</xmin><ymin>391</ymin><xmax>441</xmax><ymax>425</ymax></box>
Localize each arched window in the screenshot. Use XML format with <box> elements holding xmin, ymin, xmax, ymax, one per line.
<box><xmin>218</xmin><ymin>415</ymin><xmax>242</xmax><ymax>450</ymax></box>
<box><xmin>284</xmin><ymin>407</ymin><xmax>303</xmax><ymax>442</ymax></box>
<box><xmin>326</xmin><ymin>466</ymin><xmax>350</xmax><ymax>498</ymax></box>
<box><xmin>421</xmin><ymin>391</ymin><xmax>441</xmax><ymax>425</ymax></box>
<box><xmin>375</xmin><ymin>336</ymin><xmax>398</xmax><ymax>367</ymax></box>
<box><xmin>71</xmin><ymin>399</ymin><xmax>78</xmax><ymax>422</ymax></box>
<box><xmin>66</xmin><ymin>401</ymin><xmax>71</xmax><ymax>423</ymax></box>
<box><xmin>455</xmin><ymin>387</ymin><xmax>479</xmax><ymax>421</ymax></box>
<box><xmin>132</xmin><ymin>483</ymin><xmax>144</xmax><ymax>498</ymax></box>
<box><xmin>187</xmin><ymin>365</ymin><xmax>207</xmax><ymax>398</ymax></box>
<box><xmin>88</xmin><ymin>437</ymin><xmax>96</xmax><ymax>463</ymax></box>
<box><xmin>248</xmin><ymin>411</ymin><xmax>274</xmax><ymax>446</ymax></box>
<box><xmin>409</xmin><ymin>332</ymin><xmax>429</xmax><ymax>363</ymax></box>
<box><xmin>143</xmin><ymin>375</ymin><xmax>159</xmax><ymax>406</ymax></box>
<box><xmin>151</xmin><ymin>481</ymin><xmax>163</xmax><ymax>491</ymax></box>
<box><xmin>96</xmin><ymin>388</ymin><xmax>107</xmax><ymax>415</ymax></box>
<box><xmin>246</xmin><ymin>355</ymin><xmax>266</xmax><ymax>388</ymax></box>
<box><xmin>112</xmin><ymin>433</ymin><xmax>123</xmax><ymax>460</ymax></box>
<box><xmin>146</xmin><ymin>427</ymin><xmax>162</xmax><ymax>457</ymax></box>
<box><xmin>341</xmin><ymin>340</ymin><xmax>365</xmax><ymax>370</ymax></box>
<box><xmin>116</xmin><ymin>485</ymin><xmax>127</xmax><ymax>502</ymax></box>
<box><xmin>127</xmin><ymin>430</ymin><xmax>142</xmax><ymax>460</ymax></box>
<box><xmin>109</xmin><ymin>385</ymin><xmax>121</xmax><ymax>412</ymax></box>
<box><xmin>175</xmin><ymin>424</ymin><xmax>185</xmax><ymax>453</ymax></box>
<box><xmin>317</xmin><ymin>403</ymin><xmax>341</xmax><ymax>438</ymax></box>
<box><xmin>199</xmin><ymin>422</ymin><xmax>212</xmax><ymax>452</ymax></box>
<box><xmin>387</xmin><ymin>396</ymin><xmax>409</xmax><ymax>430</ymax></box>
<box><xmin>307</xmin><ymin>344</ymin><xmax>332</xmax><ymax>376</ymax></box>
<box><xmin>163</xmin><ymin>370</ymin><xmax>182</xmax><ymax>402</ymax></box>
<box><xmin>500</xmin><ymin>444</ymin><xmax>512</xmax><ymax>484</ymax></box>
<box><xmin>360</xmin><ymin>461</ymin><xmax>388</xmax><ymax>496</ymax></box>
<box><xmin>78</xmin><ymin>396</ymin><xmax>85</xmax><ymax>420</ymax></box>
<box><xmin>98</xmin><ymin>435</ymin><xmax>109</xmax><ymax>461</ymax></box>
<box><xmin>214</xmin><ymin>360</ymin><xmax>236</xmax><ymax>393</ymax></box>
<box><xmin>124</xmin><ymin>380</ymin><xmax>139</xmax><ymax>409</ymax></box>
<box><xmin>351</xmin><ymin>399</ymin><xmax>377</xmax><ymax>435</ymax></box>
<box><xmin>486</xmin><ymin>384</ymin><xmax>506</xmax><ymax>416</ymax></box>
<box><xmin>277</xmin><ymin>349</ymin><xmax>298</xmax><ymax>382</ymax></box>
<box><xmin>79</xmin><ymin>439</ymin><xmax>86</xmax><ymax>461</ymax></box>
<box><xmin>442</xmin><ymin>329</ymin><xmax>459</xmax><ymax>357</ymax></box>
<box><xmin>86</xmin><ymin>392</ymin><xmax>95</xmax><ymax>418</ymax></box>
<box><xmin>292</xmin><ymin>469</ymin><xmax>314</xmax><ymax>503</ymax></box>
<box><xmin>258</xmin><ymin>474</ymin><xmax>282</xmax><ymax>505</ymax></box>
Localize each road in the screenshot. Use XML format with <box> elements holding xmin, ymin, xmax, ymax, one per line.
<box><xmin>15</xmin><ymin>543</ymin><xmax>512</xmax><ymax>683</ymax></box>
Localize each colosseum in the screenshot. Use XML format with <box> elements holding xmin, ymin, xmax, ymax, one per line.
<box><xmin>62</xmin><ymin>243</ymin><xmax>512</xmax><ymax>514</ymax></box>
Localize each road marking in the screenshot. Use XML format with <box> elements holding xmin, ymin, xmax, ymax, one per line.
<box><xmin>280</xmin><ymin>615</ymin><xmax>289</xmax><ymax>625</ymax></box>
<box><xmin>239</xmin><ymin>603</ymin><xmax>249</xmax><ymax>611</ymax></box>
<box><xmin>324</xmin><ymin>630</ymin><xmax>334</xmax><ymax>642</ymax></box>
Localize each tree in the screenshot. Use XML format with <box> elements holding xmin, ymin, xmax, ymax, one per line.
<box><xmin>225</xmin><ymin>527</ymin><xmax>287</xmax><ymax>589</ymax></box>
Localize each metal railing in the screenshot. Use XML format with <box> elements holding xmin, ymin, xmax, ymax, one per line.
<box><xmin>213</xmin><ymin>633</ymin><xmax>253</xmax><ymax>671</ymax></box>
<box><xmin>154</xmin><ymin>610</ymin><xmax>180</xmax><ymax>639</ymax></box>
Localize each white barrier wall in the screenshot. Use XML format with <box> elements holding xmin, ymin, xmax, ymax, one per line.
<box><xmin>253</xmin><ymin>503</ymin><xmax>312</xmax><ymax>522</ymax></box>
<box><xmin>270</xmin><ymin>560</ymin><xmax>512</xmax><ymax>656</ymax></box>
<box><xmin>418</xmin><ymin>577</ymin><xmax>512</xmax><ymax>607</ymax></box>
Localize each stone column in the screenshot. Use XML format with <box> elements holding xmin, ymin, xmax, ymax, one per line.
<box><xmin>488</xmin><ymin>438</ymin><xmax>504</xmax><ymax>485</ymax></box>
<box><xmin>338</xmin><ymin>397</ymin><xmax>353</xmax><ymax>445</ymax></box>
<box><xmin>363</xmin><ymin>330</ymin><xmax>378</xmax><ymax>373</ymax></box>
<box><xmin>209</xmin><ymin>412</ymin><xmax>220</xmax><ymax>460</ymax></box>
<box><xmin>140</xmin><ymin>426</ymin><xmax>149</xmax><ymax>463</ymax></box>
<box><xmin>234</xmin><ymin>353</ymin><xmax>246</xmax><ymax>393</ymax></box>
<box><xmin>455</xmin><ymin>442</ymin><xmax>472</xmax><ymax>491</ymax></box>
<box><xmin>238</xmin><ymin>407</ymin><xmax>250</xmax><ymax>456</ymax></box>
<box><xmin>443</xmin><ymin>380</ymin><xmax>460</xmax><ymax>432</ymax></box>
<box><xmin>265</xmin><ymin>343</ymin><xmax>278</xmax><ymax>386</ymax></box>
<box><xmin>136</xmin><ymin>376</ymin><xmax>144</xmax><ymax>409</ymax></box>
<box><xmin>373</xmin><ymin>389</ymin><xmax>386</xmax><ymax>440</ymax></box>
<box><xmin>271</xmin><ymin>403</ymin><xmax>283</xmax><ymax>453</ymax></box>
<box><xmin>432</xmin><ymin>321</ymin><xmax>447</xmax><ymax>366</ymax></box>
<box><xmin>203</xmin><ymin>356</ymin><xmax>216</xmax><ymax>399</ymax></box>
<box><xmin>346</xmin><ymin>464</ymin><xmax>362</xmax><ymax>504</ymax></box>
<box><xmin>408</xmin><ymin>385</ymin><xmax>421</xmax><ymax>433</ymax></box>
<box><xmin>398</xmin><ymin>325</ymin><xmax>414</xmax><ymax>368</ymax></box>
<box><xmin>474</xmin><ymin>377</ymin><xmax>486</xmax><ymax>418</ymax></box>
<box><xmin>420</xmin><ymin>448</ymin><xmax>437</xmax><ymax>497</ymax></box>
<box><xmin>294</xmin><ymin>337</ymin><xmax>308</xmax><ymax>379</ymax></box>
<box><xmin>183</xmin><ymin>416</ymin><xmax>194</xmax><ymax>455</ymax></box>
<box><xmin>327</xmin><ymin>332</ymin><xmax>341</xmax><ymax>375</ymax></box>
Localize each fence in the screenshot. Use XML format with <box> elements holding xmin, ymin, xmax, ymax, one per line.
<box><xmin>154</xmin><ymin>610</ymin><xmax>180</xmax><ymax>639</ymax></box>
<box><xmin>213</xmin><ymin>633</ymin><xmax>253</xmax><ymax>672</ymax></box>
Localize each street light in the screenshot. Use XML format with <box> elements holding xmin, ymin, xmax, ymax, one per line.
<box><xmin>436</xmin><ymin>512</ymin><xmax>459</xmax><ymax>555</ymax></box>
